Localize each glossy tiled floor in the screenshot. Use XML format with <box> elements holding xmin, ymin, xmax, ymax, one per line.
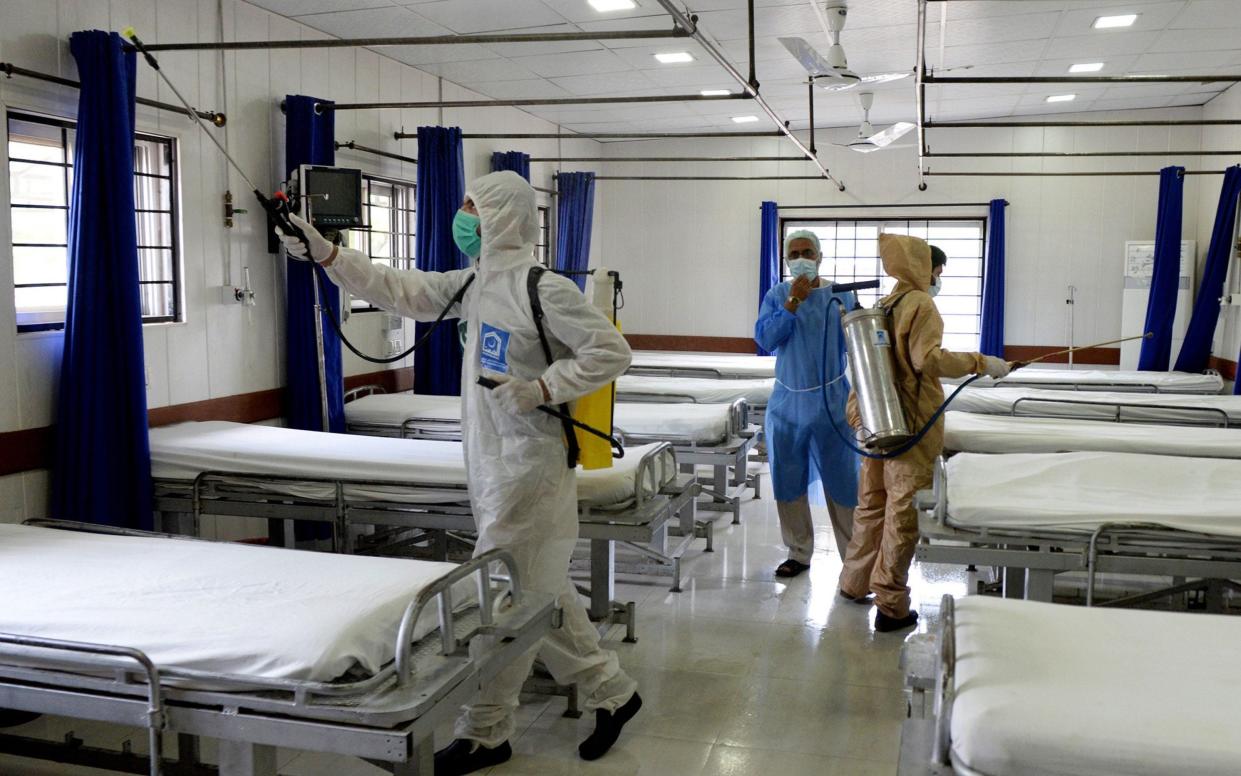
<box><xmin>0</xmin><ymin>478</ymin><xmax>969</xmax><ymax>775</ymax></box>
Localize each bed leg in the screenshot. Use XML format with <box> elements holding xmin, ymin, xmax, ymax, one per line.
<box><xmin>1002</xmin><ymin>564</ymin><xmax>1025</xmax><ymax>599</ymax></box>
<box><xmin>589</xmin><ymin>539</ymin><xmax>615</xmax><ymax>623</ymax></box>
<box><xmin>1205</xmin><ymin>579</ymin><xmax>1225</xmax><ymax>614</ymax></box>
<box><xmin>217</xmin><ymin>740</ymin><xmax>277</xmax><ymax>776</ymax></box>
<box><xmin>394</xmin><ymin>740</ymin><xmax>435</xmax><ymax>775</ymax></box>
<box><xmin>1025</xmin><ymin>569</ymin><xmax>1055</xmax><ymax>603</ymax></box>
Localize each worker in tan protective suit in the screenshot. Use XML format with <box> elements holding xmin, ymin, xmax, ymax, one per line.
<box><xmin>838</xmin><ymin>234</ymin><xmax>1010</xmax><ymax>632</ymax></box>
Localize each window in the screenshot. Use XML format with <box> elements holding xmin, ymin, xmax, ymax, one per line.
<box><xmin>536</xmin><ymin>205</ymin><xmax>551</xmax><ymax>267</ymax></box>
<box><xmin>7</xmin><ymin>111</ymin><xmax>181</xmax><ymax>332</ymax></box>
<box><xmin>345</xmin><ymin>174</ymin><xmax>415</xmax><ymax>311</ymax></box>
<box><xmin>781</xmin><ymin>218</ymin><xmax>986</xmax><ymax>352</ymax></box>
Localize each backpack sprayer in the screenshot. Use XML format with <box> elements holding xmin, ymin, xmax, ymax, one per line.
<box><xmin>122</xmin><ymin>27</ymin><xmax>623</xmax><ymax>453</ymax></box>
<box><xmin>823</xmin><ymin>281</ymin><xmax>1153</xmax><ymax>459</ymax></box>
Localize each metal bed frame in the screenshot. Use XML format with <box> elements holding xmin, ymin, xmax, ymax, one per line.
<box><xmin>0</xmin><ymin>520</ymin><xmax>555</xmax><ymax>776</ymax></box>
<box><xmin>914</xmin><ymin>458</ymin><xmax>1241</xmax><ymax>609</ymax></box>
<box><xmin>614</xmin><ymin>386</ymin><xmax>769</xmax><ymax>464</ymax></box>
<box><xmin>616</xmin><ymin>397</ymin><xmax>761</xmax><ymax>525</ymax></box>
<box><xmin>343</xmin><ymin>386</ymin><xmax>759</xmax><ymax>526</ymax></box>
<box><xmin>152</xmin><ymin>442</ymin><xmax>698</xmax><ymax>643</ymax></box>
<box><xmin>967</xmin><ymin>368</ymin><xmax>1224</xmax><ymax>395</ymax></box>
<box><xmin>625</xmin><ymin>363</ymin><xmax>771</xmax><ymax>381</ymax></box>
<box><xmin>897</xmin><ymin>594</ymin><xmax>960</xmax><ymax>776</ymax></box>
<box><xmin>1008</xmin><ymin>396</ymin><xmax>1234</xmax><ymax>427</ymax></box>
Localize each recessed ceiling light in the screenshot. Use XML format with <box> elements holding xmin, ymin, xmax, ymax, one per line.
<box><xmin>731</xmin><ymin>115</ymin><xmax>760</xmax><ymax>123</ymax></box>
<box><xmin>1046</xmin><ymin>94</ymin><xmax>1076</xmax><ymax>103</ymax></box>
<box><xmin>701</xmin><ymin>89</ymin><xmax>731</xmax><ymax>96</ymax></box>
<box><xmin>1069</xmin><ymin>62</ymin><xmax>1104</xmax><ymax>73</ymax></box>
<box><xmin>588</xmin><ymin>0</ymin><xmax>637</xmax><ymax>10</ymax></box>
<box><xmin>654</xmin><ymin>52</ymin><xmax>694</xmax><ymax>64</ymax></box>
<box><xmin>1093</xmin><ymin>13</ymin><xmax>1138</xmax><ymax>29</ymax></box>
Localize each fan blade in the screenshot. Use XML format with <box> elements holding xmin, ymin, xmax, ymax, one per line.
<box><xmin>777</xmin><ymin>37</ymin><xmax>837</xmax><ymax>78</ymax></box>
<box><xmin>867</xmin><ymin>121</ymin><xmax>915</xmax><ymax>148</ymax></box>
<box><xmin>818</xmin><ymin>80</ymin><xmax>860</xmax><ymax>92</ymax></box>
<box><xmin>859</xmin><ymin>72</ymin><xmax>911</xmax><ymax>86</ymax></box>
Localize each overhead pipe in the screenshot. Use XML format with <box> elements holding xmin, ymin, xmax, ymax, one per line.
<box><xmin>925</xmin><ymin>170</ymin><xmax>1228</xmax><ymax>177</ymax></box>
<box><xmin>0</xmin><ymin>61</ymin><xmax>225</xmax><ymax>125</ymax></box>
<box><xmin>652</xmin><ymin>0</ymin><xmax>846</xmax><ymax>191</ymax></box>
<box><xmin>776</xmin><ymin>202</ymin><xmax>995</xmax><ymax>209</ymax></box>
<box><xmin>565</xmin><ymin>175</ymin><xmax>833</xmax><ymax>181</ymax></box>
<box><xmin>747</xmin><ymin>0</ymin><xmax>759</xmax><ymax>90</ymax></box>
<box><xmin>928</xmin><ymin>150</ymin><xmax>1241</xmax><ymax>157</ymax></box>
<box><xmin>926</xmin><ymin>118</ymin><xmax>1241</xmax><ymax>128</ymax></box>
<box><xmin>529</xmin><ymin>155</ymin><xmax>808</xmax><ymax>162</ymax></box>
<box><xmin>130</xmin><ymin>28</ymin><xmax>690</xmax><ymax>52</ymax></box>
<box><xmin>808</xmin><ymin>81</ymin><xmax>817</xmax><ymax>156</ymax></box>
<box><xmin>325</xmin><ymin>92</ymin><xmax>747</xmax><ymax>112</ymax></box>
<box><xmin>915</xmin><ymin>0</ymin><xmax>928</xmax><ymax>190</ymax></box>
<box><xmin>924</xmin><ymin>74</ymin><xmax>1241</xmax><ymax>84</ymax></box>
<box><xmin>401</xmin><ymin>130</ymin><xmax>789</xmax><ymax>139</ymax></box>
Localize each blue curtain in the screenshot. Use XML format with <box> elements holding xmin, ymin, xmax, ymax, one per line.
<box><xmin>415</xmin><ymin>126</ymin><xmax>467</xmax><ymax>395</ymax></box>
<box><xmin>51</xmin><ymin>31</ymin><xmax>152</xmax><ymax>528</ymax></box>
<box><xmin>1138</xmin><ymin>166</ymin><xmax>1186</xmax><ymax>371</ymax></box>
<box><xmin>1175</xmin><ymin>166</ymin><xmax>1241</xmax><ymax>373</ymax></box>
<box><xmin>284</xmin><ymin>95</ymin><xmax>344</xmax><ymax>432</ymax></box>
<box><xmin>555</xmin><ymin>172</ymin><xmax>595</xmax><ymax>291</ymax></box>
<box><xmin>490</xmin><ymin>151</ymin><xmax>531</xmax><ymax>181</ymax></box>
<box><xmin>979</xmin><ymin>199</ymin><xmax>1008</xmax><ymax>357</ymax></box>
<box><xmin>757</xmin><ymin>201</ymin><xmax>779</xmax><ymax>356</ymax></box>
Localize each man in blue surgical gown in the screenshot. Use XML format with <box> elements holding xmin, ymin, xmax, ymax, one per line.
<box><xmin>754</xmin><ymin>229</ymin><xmax>860</xmax><ymax>579</ymax></box>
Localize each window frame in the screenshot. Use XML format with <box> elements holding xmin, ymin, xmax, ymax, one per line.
<box><xmin>536</xmin><ymin>204</ymin><xmax>552</xmax><ymax>267</ymax></box>
<box><xmin>346</xmin><ymin>172</ymin><xmax>416</xmax><ymax>313</ymax></box>
<box><xmin>7</xmin><ymin>109</ymin><xmax>183</xmax><ymax>333</ymax></box>
<box><xmin>779</xmin><ymin>215</ymin><xmax>989</xmax><ymax>351</ymax></box>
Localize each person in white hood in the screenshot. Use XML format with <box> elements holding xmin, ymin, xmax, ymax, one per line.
<box><xmin>276</xmin><ymin>170</ymin><xmax>641</xmax><ymax>775</ymax></box>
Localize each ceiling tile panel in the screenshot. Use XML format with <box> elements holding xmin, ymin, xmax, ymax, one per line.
<box><xmin>246</xmin><ymin>0</ymin><xmax>395</xmax><ymax>17</ymax></box>
<box><xmin>1168</xmin><ymin>0</ymin><xmax>1241</xmax><ymax>29</ymax></box>
<box><xmin>408</xmin><ymin>0</ymin><xmax>570</xmax><ymax>34</ymax></box>
<box><xmin>509</xmin><ymin>48</ymin><xmax>634</xmax><ymax>77</ymax></box>
<box><xmin>549</xmin><ymin>70</ymin><xmax>662</xmax><ymax>96</ymax></box>
<box><xmin>1041</xmin><ymin>32</ymin><xmax>1162</xmax><ymax>60</ymax></box>
<box><xmin>467</xmin><ymin>78</ymin><xmax>576</xmax><ymax>99</ymax></box>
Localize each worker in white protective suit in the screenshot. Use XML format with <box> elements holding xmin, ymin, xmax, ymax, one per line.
<box><xmin>275</xmin><ymin>170</ymin><xmax>641</xmax><ymax>776</ymax></box>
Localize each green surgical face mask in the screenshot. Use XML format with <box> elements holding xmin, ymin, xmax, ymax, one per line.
<box><xmin>452</xmin><ymin>209</ymin><xmax>482</xmax><ymax>258</ymax></box>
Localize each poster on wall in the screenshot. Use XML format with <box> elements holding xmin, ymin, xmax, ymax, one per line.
<box><xmin>1120</xmin><ymin>240</ymin><xmax>1194</xmax><ymax>369</ymax></box>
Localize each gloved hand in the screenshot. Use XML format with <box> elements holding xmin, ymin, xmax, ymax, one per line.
<box><xmin>980</xmin><ymin>355</ymin><xmax>1012</xmax><ymax>379</ymax></box>
<box><xmin>494</xmin><ymin>377</ymin><xmax>545</xmax><ymax>415</ymax></box>
<box><xmin>274</xmin><ymin>212</ymin><xmax>335</xmax><ymax>263</ymax></box>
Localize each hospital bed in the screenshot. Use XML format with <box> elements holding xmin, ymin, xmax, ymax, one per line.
<box><xmin>898</xmin><ymin>595</ymin><xmax>1241</xmax><ymax>776</ymax></box>
<box><xmin>343</xmin><ymin>387</ymin><xmax>759</xmax><ymax>524</ymax></box>
<box><xmin>914</xmin><ymin>451</ymin><xmax>1241</xmax><ymax>608</ymax></box>
<box><xmin>948</xmin><ymin>367</ymin><xmax>1223</xmax><ymax>394</ymax></box>
<box><xmin>0</xmin><ymin>520</ymin><xmax>554</xmax><ymax>776</ymax></box>
<box><xmin>947</xmin><ymin>385</ymin><xmax>1241</xmax><ymax>427</ymax></box>
<box><xmin>943</xmin><ymin>411</ymin><xmax>1241</xmax><ymax>458</ymax></box>
<box><xmin>627</xmin><ymin>350</ymin><xmax>776</xmax><ymax>380</ymax></box>
<box><xmin>615</xmin><ymin>374</ymin><xmax>773</xmax><ymax>461</ymax></box>
<box><xmin>149</xmin><ymin>421</ymin><xmax>700</xmax><ymax>642</ymax></box>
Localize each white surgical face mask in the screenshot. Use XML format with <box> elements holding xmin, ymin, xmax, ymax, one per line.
<box><xmin>787</xmin><ymin>258</ymin><xmax>819</xmax><ymax>280</ymax></box>
<box><xmin>929</xmin><ymin>276</ymin><xmax>942</xmax><ymax>298</ymax></box>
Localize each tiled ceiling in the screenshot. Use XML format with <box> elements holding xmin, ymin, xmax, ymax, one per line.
<box><xmin>244</xmin><ymin>0</ymin><xmax>1241</xmax><ymax>132</ymax></box>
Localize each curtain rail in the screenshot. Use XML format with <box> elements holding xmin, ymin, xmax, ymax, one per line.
<box><xmin>926</xmin><ymin>118</ymin><xmax>1241</xmax><ymax>128</ymax></box>
<box><xmin>775</xmin><ymin>202</ymin><xmax>997</xmax><ymax>209</ymax></box>
<box><xmin>337</xmin><ymin>140</ymin><xmax>555</xmax><ymax>194</ymax></box>
<box><xmin>925</xmin><ymin>75</ymin><xmax>1241</xmax><ymax>84</ymax></box>
<box><xmin>928</xmin><ymin>151</ymin><xmax>1241</xmax><ymax>158</ymax></box>
<box><xmin>529</xmin><ymin>156</ymin><xmax>808</xmax><ymax>162</ymax></box>
<box><xmin>925</xmin><ymin>170</ymin><xmax>1228</xmax><ymax>176</ymax></box>
<box><xmin>398</xmin><ymin>131</ymin><xmax>792</xmax><ymax>140</ymax></box>
<box><xmin>326</xmin><ymin>92</ymin><xmax>748</xmax><ymax>112</ymax></box>
<box><xmin>0</xmin><ymin>61</ymin><xmax>225</xmax><ymax>125</ymax></box>
<box><xmin>130</xmin><ymin>28</ymin><xmax>689</xmax><ymax>52</ymax></box>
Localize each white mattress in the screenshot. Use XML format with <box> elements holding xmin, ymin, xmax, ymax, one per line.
<box><xmin>947</xmin><ymin>386</ymin><xmax>1241</xmax><ymax>425</ymax></box>
<box><xmin>629</xmin><ymin>351</ymin><xmax>776</xmax><ymax>379</ymax></box>
<box><xmin>0</xmin><ymin>523</ymin><xmax>472</xmax><ymax>683</ymax></box>
<box><xmin>149</xmin><ymin>421</ymin><xmax>672</xmax><ymax>510</ymax></box>
<box><xmin>943</xmin><ymin>411</ymin><xmax>1241</xmax><ymax>458</ymax></box>
<box><xmin>345</xmin><ymin>394</ymin><xmax>735</xmax><ymax>445</ymax></box>
<box><xmin>944</xmin><ymin>451</ymin><xmax>1241</xmax><ymax>537</ymax></box>
<box><xmin>954</xmin><ymin>368</ymin><xmax>1223</xmax><ymax>393</ymax></box>
<box><xmin>616</xmin><ymin>375</ymin><xmax>773</xmax><ymax>406</ymax></box>
<box><xmin>951</xmin><ymin>596</ymin><xmax>1241</xmax><ymax>776</ymax></box>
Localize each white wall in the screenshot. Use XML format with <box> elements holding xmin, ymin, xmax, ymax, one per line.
<box><xmin>0</xmin><ymin>0</ymin><xmax>600</xmax><ymax>522</ymax></box>
<box><xmin>1197</xmin><ymin>82</ymin><xmax>1241</xmax><ymax>387</ymax></box>
<box><xmin>595</xmin><ymin>107</ymin><xmax>1206</xmax><ymax>354</ymax></box>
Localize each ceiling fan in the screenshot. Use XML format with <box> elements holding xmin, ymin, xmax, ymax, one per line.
<box><xmin>836</xmin><ymin>92</ymin><xmax>914</xmax><ymax>153</ymax></box>
<box><xmin>779</xmin><ymin>1</ymin><xmax>910</xmax><ymax>92</ymax></box>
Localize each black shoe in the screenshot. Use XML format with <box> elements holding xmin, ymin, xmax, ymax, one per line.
<box><xmin>579</xmin><ymin>692</ymin><xmax>643</xmax><ymax>761</ymax></box>
<box><xmin>838</xmin><ymin>589</ymin><xmax>873</xmax><ymax>605</ymax></box>
<box><xmin>874</xmin><ymin>610</ymin><xmax>919</xmax><ymax>633</ymax></box>
<box><xmin>434</xmin><ymin>738</ymin><xmax>511</xmax><ymax>776</ymax></box>
<box><xmin>775</xmin><ymin>559</ymin><xmax>810</xmax><ymax>578</ymax></box>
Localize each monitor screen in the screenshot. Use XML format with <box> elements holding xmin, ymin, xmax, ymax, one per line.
<box><xmin>302</xmin><ymin>166</ymin><xmax>363</xmax><ymax>229</ymax></box>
